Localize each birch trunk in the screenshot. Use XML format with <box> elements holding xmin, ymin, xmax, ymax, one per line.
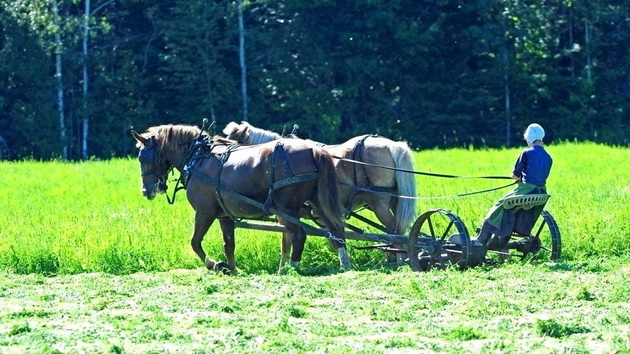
<box><xmin>53</xmin><ymin>0</ymin><xmax>67</xmax><ymax>160</ymax></box>
<box><xmin>238</xmin><ymin>0</ymin><xmax>248</xmax><ymax>122</ymax></box>
<box><xmin>503</xmin><ymin>46</ymin><xmax>511</xmax><ymax>146</ymax></box>
<box><xmin>82</xmin><ymin>0</ymin><xmax>90</xmax><ymax>160</ymax></box>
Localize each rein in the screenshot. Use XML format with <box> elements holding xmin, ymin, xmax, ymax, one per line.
<box><xmin>238</xmin><ymin>124</ymin><xmax>514</xmax><ymax>198</ymax></box>
<box><xmin>329</xmin><ymin>153</ymin><xmax>516</xmax><ymax>199</ymax></box>
<box><xmin>165</xmin><ymin>169</ymin><xmax>185</xmax><ymax>204</ymax></box>
<box><xmin>331</xmin><ymin>154</ymin><xmax>513</xmax><ymax>180</ymax></box>
<box><xmin>341</xmin><ymin>181</ymin><xmax>517</xmax><ymax>200</ymax></box>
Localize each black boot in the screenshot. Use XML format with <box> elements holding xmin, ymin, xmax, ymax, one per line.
<box><xmin>497</xmin><ymin>235</ymin><xmax>511</xmax><ymax>249</ymax></box>
<box><xmin>476</xmin><ymin>227</ymin><xmax>493</xmax><ymax>246</ymax></box>
<box><xmin>470</xmin><ymin>229</ymin><xmax>489</xmax><ymax>266</ymax></box>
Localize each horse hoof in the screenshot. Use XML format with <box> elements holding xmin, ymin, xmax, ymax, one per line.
<box><xmin>213</xmin><ymin>261</ymin><xmax>232</xmax><ymax>274</ymax></box>
<box><xmin>278</xmin><ymin>262</ymin><xmax>300</xmax><ymax>275</ymax></box>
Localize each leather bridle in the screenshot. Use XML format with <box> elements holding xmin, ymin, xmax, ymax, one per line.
<box><xmin>138</xmin><ymin>136</ymin><xmax>170</xmax><ymax>193</ymax></box>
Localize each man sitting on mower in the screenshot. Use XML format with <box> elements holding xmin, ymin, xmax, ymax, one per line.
<box><xmin>473</xmin><ymin>123</ymin><xmax>553</xmax><ymax>257</ymax></box>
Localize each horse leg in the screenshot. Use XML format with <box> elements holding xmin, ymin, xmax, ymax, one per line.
<box><xmin>307</xmin><ymin>204</ymin><xmax>351</xmax><ymax>271</ymax></box>
<box><xmin>362</xmin><ymin>193</ymin><xmax>405</xmax><ymax>267</ymax></box>
<box><xmin>372</xmin><ymin>203</ymin><xmax>398</xmax><ymax>233</ymax></box>
<box><xmin>316</xmin><ymin>217</ymin><xmax>351</xmax><ymax>270</ymax></box>
<box><xmin>367</xmin><ymin>197</ymin><xmax>406</xmax><ymax>264</ymax></box>
<box><xmin>218</xmin><ymin>219</ymin><xmax>236</xmax><ymax>273</ymax></box>
<box><xmin>332</xmin><ymin>241</ymin><xmax>351</xmax><ymax>271</ymax></box>
<box><xmin>363</xmin><ymin>195</ymin><xmax>397</xmax><ymax>233</ymax></box>
<box><xmin>279</xmin><ymin>231</ymin><xmax>292</xmax><ymax>272</ymax></box>
<box><xmin>278</xmin><ymin>218</ymin><xmax>306</xmax><ymax>270</ymax></box>
<box><xmin>289</xmin><ymin>226</ymin><xmax>306</xmax><ymax>268</ymax></box>
<box><xmin>389</xmin><ymin>197</ymin><xmax>399</xmax><ymax>223</ymax></box>
<box><xmin>191</xmin><ymin>211</ymin><xmax>216</xmax><ymax>270</ymax></box>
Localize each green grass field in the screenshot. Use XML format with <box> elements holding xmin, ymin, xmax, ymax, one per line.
<box><xmin>1</xmin><ymin>142</ymin><xmax>629</xmax><ymax>352</ymax></box>
<box><xmin>1</xmin><ymin>263</ymin><xmax>629</xmax><ymax>352</ymax></box>
<box><xmin>0</xmin><ymin>142</ymin><xmax>628</xmax><ymax>274</ymax></box>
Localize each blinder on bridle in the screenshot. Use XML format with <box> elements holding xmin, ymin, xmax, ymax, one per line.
<box><xmin>138</xmin><ymin>135</ymin><xmax>169</xmax><ymax>192</ymax></box>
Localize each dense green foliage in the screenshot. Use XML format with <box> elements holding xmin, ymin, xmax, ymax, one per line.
<box><xmin>0</xmin><ymin>142</ymin><xmax>628</xmax><ymax>275</ymax></box>
<box><xmin>0</xmin><ymin>1</ymin><xmax>628</xmax><ymax>159</ymax></box>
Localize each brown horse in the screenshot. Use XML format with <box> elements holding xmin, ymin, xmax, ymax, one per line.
<box><xmin>223</xmin><ymin>121</ymin><xmax>418</xmax><ymax>234</ymax></box>
<box><xmin>132</xmin><ymin>124</ymin><xmax>350</xmax><ymax>272</ymax></box>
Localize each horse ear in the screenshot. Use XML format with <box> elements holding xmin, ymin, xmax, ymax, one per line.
<box><xmin>131</xmin><ymin>130</ymin><xmax>148</xmax><ymax>145</ymax></box>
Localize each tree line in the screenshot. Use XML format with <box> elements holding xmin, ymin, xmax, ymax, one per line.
<box><xmin>1</xmin><ymin>0</ymin><xmax>628</xmax><ymax>160</ymax></box>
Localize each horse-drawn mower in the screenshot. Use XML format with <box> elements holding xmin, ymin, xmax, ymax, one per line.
<box><xmin>133</xmin><ymin>120</ymin><xmax>562</xmax><ymax>273</ymax></box>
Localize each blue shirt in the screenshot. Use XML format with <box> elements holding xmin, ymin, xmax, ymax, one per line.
<box><xmin>513</xmin><ymin>145</ymin><xmax>552</xmax><ymax>187</ymax></box>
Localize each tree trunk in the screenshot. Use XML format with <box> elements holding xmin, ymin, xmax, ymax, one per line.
<box><xmin>203</xmin><ymin>0</ymin><xmax>217</xmax><ymax>127</ymax></box>
<box><xmin>82</xmin><ymin>0</ymin><xmax>90</xmax><ymax>160</ymax></box>
<box><xmin>585</xmin><ymin>21</ymin><xmax>592</xmax><ymax>82</ymax></box>
<box><xmin>238</xmin><ymin>0</ymin><xmax>248</xmax><ymax>122</ymax></box>
<box><xmin>53</xmin><ymin>0</ymin><xmax>67</xmax><ymax>160</ymax></box>
<box><xmin>568</xmin><ymin>5</ymin><xmax>575</xmax><ymax>77</ymax></box>
<box><xmin>503</xmin><ymin>46</ymin><xmax>511</xmax><ymax>146</ymax></box>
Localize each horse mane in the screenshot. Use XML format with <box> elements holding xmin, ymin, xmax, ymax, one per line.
<box><xmin>211</xmin><ymin>135</ymin><xmax>238</xmax><ymax>145</ymax></box>
<box><xmin>143</xmin><ymin>124</ymin><xmax>203</xmax><ymax>150</ymax></box>
<box><xmin>248</xmin><ymin>125</ymin><xmax>283</xmax><ymax>145</ymax></box>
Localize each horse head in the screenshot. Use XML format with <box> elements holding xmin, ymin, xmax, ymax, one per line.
<box><xmin>131</xmin><ymin>130</ymin><xmax>172</xmax><ymax>200</ymax></box>
<box><xmin>223</xmin><ymin>121</ymin><xmax>298</xmax><ymax>145</ymax></box>
<box><xmin>223</xmin><ymin>121</ymin><xmax>251</xmax><ymax>144</ymax></box>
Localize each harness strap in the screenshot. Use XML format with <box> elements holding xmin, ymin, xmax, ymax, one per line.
<box><xmin>279</xmin><ymin>143</ymin><xmax>295</xmax><ymax>176</ymax></box>
<box><xmin>262</xmin><ymin>142</ymin><xmax>317</xmax><ymax>213</ymax></box>
<box><xmin>263</xmin><ymin>143</ymin><xmax>280</xmax><ymax>213</ymax></box>
<box><xmin>164</xmin><ymin>133</ymin><xmax>214</xmax><ymax>205</ymax></box>
<box><xmin>344</xmin><ymin>135</ymin><xmax>373</xmax><ymax>215</ymax></box>
<box><xmin>354</xmin><ymin>134</ymin><xmax>375</xmax><ymax>188</ymax></box>
<box><xmin>214</xmin><ymin>144</ymin><xmax>240</xmax><ymax>220</ymax></box>
<box><xmin>272</xmin><ymin>173</ymin><xmax>318</xmax><ymax>190</ymax></box>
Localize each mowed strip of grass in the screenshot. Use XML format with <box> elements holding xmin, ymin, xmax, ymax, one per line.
<box><xmin>0</xmin><ymin>261</ymin><xmax>629</xmax><ymax>352</ymax></box>
<box><xmin>0</xmin><ymin>142</ymin><xmax>628</xmax><ymax>274</ymax></box>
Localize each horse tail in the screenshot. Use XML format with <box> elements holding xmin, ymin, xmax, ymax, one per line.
<box><xmin>312</xmin><ymin>148</ymin><xmax>346</xmax><ymax>234</ymax></box>
<box><xmin>389</xmin><ymin>142</ymin><xmax>417</xmax><ymax>233</ymax></box>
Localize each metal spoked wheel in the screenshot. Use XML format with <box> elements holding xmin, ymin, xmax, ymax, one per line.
<box><xmin>497</xmin><ymin>210</ymin><xmax>561</xmax><ymax>262</ymax></box>
<box><xmin>407</xmin><ymin>209</ymin><xmax>471</xmax><ymax>271</ymax></box>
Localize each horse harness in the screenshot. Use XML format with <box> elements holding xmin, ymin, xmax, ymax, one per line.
<box><xmin>344</xmin><ymin>135</ymin><xmax>397</xmax><ymax>211</ymax></box>
<box><xmin>184</xmin><ymin>140</ymin><xmax>318</xmax><ymax>220</ymax></box>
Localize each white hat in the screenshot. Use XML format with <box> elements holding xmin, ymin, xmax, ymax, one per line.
<box><xmin>524</xmin><ymin>123</ymin><xmax>545</xmax><ymax>146</ymax></box>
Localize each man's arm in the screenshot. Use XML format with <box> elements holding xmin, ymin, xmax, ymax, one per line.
<box><xmin>512</xmin><ymin>150</ymin><xmax>527</xmax><ymax>182</ymax></box>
